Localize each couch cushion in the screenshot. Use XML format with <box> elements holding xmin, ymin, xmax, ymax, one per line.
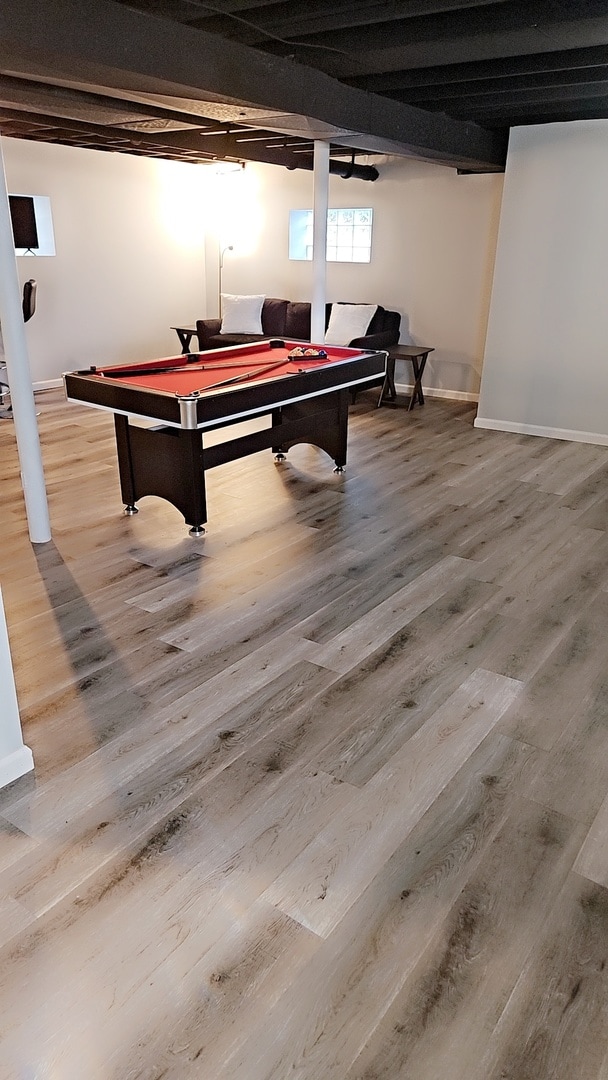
<box><xmin>261</xmin><ymin>298</ymin><xmax>289</xmax><ymax>336</ymax></box>
<box><xmin>205</xmin><ymin>333</ymin><xmax>268</xmax><ymax>349</ymax></box>
<box><xmin>367</xmin><ymin>305</ymin><xmax>387</xmax><ymax>334</ymax></box>
<box><xmin>285</xmin><ymin>302</ymin><xmax>312</xmax><ymax>340</ymax></box>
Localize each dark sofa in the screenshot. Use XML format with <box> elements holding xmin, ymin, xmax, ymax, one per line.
<box><xmin>196</xmin><ymin>298</ymin><xmax>401</xmax><ymax>352</ymax></box>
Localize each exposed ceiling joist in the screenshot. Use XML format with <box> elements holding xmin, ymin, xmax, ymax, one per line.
<box><xmin>0</xmin><ymin>0</ymin><xmax>605</xmax><ymax>176</ymax></box>
<box><xmin>0</xmin><ymin>0</ymin><xmax>507</xmax><ymax>172</ymax></box>
<box><xmin>347</xmin><ymin>43</ymin><xmax>608</xmax><ymax>91</ymax></box>
<box><xmin>190</xmin><ymin>0</ymin><xmax>515</xmax><ymax>41</ymax></box>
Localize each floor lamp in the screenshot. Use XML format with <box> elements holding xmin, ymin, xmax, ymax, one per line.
<box><xmin>218</xmin><ymin>245</ymin><xmax>233</xmax><ymax>315</ymax></box>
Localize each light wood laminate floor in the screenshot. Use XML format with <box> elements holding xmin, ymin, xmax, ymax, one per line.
<box><xmin>2</xmin><ymin>388</ymin><xmax>608</xmax><ymax>1079</ymax></box>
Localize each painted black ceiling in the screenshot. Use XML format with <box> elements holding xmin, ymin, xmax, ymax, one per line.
<box><xmin>0</xmin><ymin>0</ymin><xmax>606</xmax><ymax>175</ymax></box>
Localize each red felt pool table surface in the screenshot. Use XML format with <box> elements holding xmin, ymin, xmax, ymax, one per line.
<box><xmin>93</xmin><ymin>341</ymin><xmax>362</xmax><ymax>396</ymax></box>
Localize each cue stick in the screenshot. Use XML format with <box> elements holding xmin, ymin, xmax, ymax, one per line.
<box><xmin>193</xmin><ymin>359</ymin><xmax>296</xmax><ymax>394</ymax></box>
<box><xmin>95</xmin><ymin>357</ymin><xmax>295</xmax><ymax>379</ymax></box>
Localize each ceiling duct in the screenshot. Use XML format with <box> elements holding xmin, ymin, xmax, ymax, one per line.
<box><xmin>332</xmin><ymin>152</ymin><xmax>378</xmax><ymax>181</ymax></box>
<box><xmin>290</xmin><ymin>154</ymin><xmax>379</xmax><ymax>181</ymax></box>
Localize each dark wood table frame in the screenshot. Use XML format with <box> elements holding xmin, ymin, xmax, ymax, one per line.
<box><xmin>379</xmin><ymin>345</ymin><xmax>434</xmax><ymax>410</ymax></box>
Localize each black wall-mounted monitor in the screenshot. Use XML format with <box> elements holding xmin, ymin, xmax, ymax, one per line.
<box><xmin>9</xmin><ymin>195</ymin><xmax>39</xmax><ymax>250</ymax></box>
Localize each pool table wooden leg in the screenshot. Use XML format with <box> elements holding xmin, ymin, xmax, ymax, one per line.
<box><xmin>269</xmin><ymin>390</ymin><xmax>349</xmax><ymax>471</ymax></box>
<box><xmin>114</xmin><ymin>415</ymin><xmax>207</xmax><ymax>532</ymax></box>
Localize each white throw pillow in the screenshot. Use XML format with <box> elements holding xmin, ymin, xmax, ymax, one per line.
<box><xmin>324</xmin><ymin>303</ymin><xmax>378</xmax><ymax>345</ymax></box>
<box><xmin>220</xmin><ymin>294</ymin><xmax>265</xmax><ymax>334</ymax></box>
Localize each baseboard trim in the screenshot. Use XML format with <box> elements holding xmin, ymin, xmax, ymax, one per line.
<box><xmin>0</xmin><ymin>746</ymin><xmax>34</xmax><ymax>790</ymax></box>
<box><xmin>395</xmin><ymin>382</ymin><xmax>479</xmax><ymax>404</ymax></box>
<box><xmin>474</xmin><ymin>416</ymin><xmax>608</xmax><ymax>446</ymax></box>
<box><xmin>33</xmin><ymin>379</ymin><xmax>63</xmax><ymax>392</ymax></box>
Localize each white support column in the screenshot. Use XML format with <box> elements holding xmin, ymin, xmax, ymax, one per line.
<box><xmin>0</xmin><ymin>137</ymin><xmax>51</xmax><ymax>545</ymax></box>
<box><xmin>311</xmin><ymin>141</ymin><xmax>329</xmax><ymax>343</ymax></box>
<box><xmin>0</xmin><ymin>586</ymin><xmax>34</xmax><ymax>789</ymax></box>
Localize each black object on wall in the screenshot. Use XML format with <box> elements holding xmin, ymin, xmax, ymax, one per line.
<box><xmin>0</xmin><ymin>278</ymin><xmax>38</xmax><ymax>419</ymax></box>
<box><xmin>22</xmin><ymin>279</ymin><xmax>37</xmax><ymax>321</ymax></box>
<box><xmin>9</xmin><ymin>195</ymin><xmax>39</xmax><ymax>250</ymax></box>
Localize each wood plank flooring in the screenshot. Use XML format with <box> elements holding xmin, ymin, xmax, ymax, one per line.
<box><xmin>1</xmin><ymin>388</ymin><xmax>608</xmax><ymax>1078</ymax></box>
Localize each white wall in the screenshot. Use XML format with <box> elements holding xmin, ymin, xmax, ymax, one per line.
<box><xmin>213</xmin><ymin>158</ymin><xmax>503</xmax><ymax>397</ymax></box>
<box><xmin>477</xmin><ymin>120</ymin><xmax>608</xmax><ymax>444</ymax></box>
<box><xmin>3</xmin><ymin>138</ymin><xmax>208</xmax><ymax>382</ymax></box>
<box><xmin>3</xmin><ymin>138</ymin><xmax>502</xmax><ymax>398</ymax></box>
<box><xmin>0</xmin><ymin>585</ymin><xmax>33</xmax><ymax>789</ymax></box>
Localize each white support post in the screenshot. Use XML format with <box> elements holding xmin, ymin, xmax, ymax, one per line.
<box><xmin>0</xmin><ymin>586</ymin><xmax>34</xmax><ymax>788</ymax></box>
<box><xmin>0</xmin><ymin>137</ymin><xmax>51</xmax><ymax>545</ymax></box>
<box><xmin>311</xmin><ymin>141</ymin><xmax>329</xmax><ymax>343</ymax></box>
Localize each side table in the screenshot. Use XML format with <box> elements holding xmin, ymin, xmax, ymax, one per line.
<box><xmin>171</xmin><ymin>326</ymin><xmax>198</xmax><ymax>353</ymax></box>
<box><xmin>379</xmin><ymin>345</ymin><xmax>434</xmax><ymax>410</ymax></box>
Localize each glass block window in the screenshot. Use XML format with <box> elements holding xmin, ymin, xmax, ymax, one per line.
<box><xmin>327</xmin><ymin>208</ymin><xmax>372</xmax><ymax>262</ymax></box>
<box><xmin>289</xmin><ymin>208</ymin><xmax>373</xmax><ymax>262</ymax></box>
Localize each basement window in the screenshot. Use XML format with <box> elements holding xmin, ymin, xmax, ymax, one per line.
<box><xmin>289</xmin><ymin>208</ymin><xmax>373</xmax><ymax>262</ymax></box>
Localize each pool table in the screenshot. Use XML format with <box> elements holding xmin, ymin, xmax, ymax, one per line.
<box><xmin>63</xmin><ymin>339</ymin><xmax>386</xmax><ymax>533</ymax></box>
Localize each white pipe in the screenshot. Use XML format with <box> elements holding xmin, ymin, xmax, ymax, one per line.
<box><xmin>311</xmin><ymin>141</ymin><xmax>329</xmax><ymax>343</ymax></box>
<box><xmin>0</xmin><ymin>138</ymin><xmax>51</xmax><ymax>544</ymax></box>
<box><xmin>0</xmin><ymin>585</ymin><xmax>34</xmax><ymax>788</ymax></box>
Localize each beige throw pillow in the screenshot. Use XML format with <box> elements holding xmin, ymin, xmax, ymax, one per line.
<box><xmin>324</xmin><ymin>303</ymin><xmax>377</xmax><ymax>345</ymax></box>
<box><xmin>220</xmin><ymin>294</ymin><xmax>265</xmax><ymax>334</ymax></box>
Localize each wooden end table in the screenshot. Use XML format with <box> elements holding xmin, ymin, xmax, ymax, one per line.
<box><xmin>379</xmin><ymin>345</ymin><xmax>434</xmax><ymax>410</ymax></box>
<box><xmin>171</xmin><ymin>326</ymin><xmax>198</xmax><ymax>353</ymax></box>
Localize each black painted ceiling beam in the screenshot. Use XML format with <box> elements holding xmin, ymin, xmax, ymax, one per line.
<box><xmin>0</xmin><ymin>0</ymin><xmax>508</xmax><ymax>171</ymax></box>
<box><xmin>188</xmin><ymin>0</ymin><xmax>608</xmax><ymax>70</ymax></box>
<box><xmin>0</xmin><ymin>74</ymin><xmax>220</xmax><ymax>132</ymax></box>
<box><xmin>182</xmin><ymin>0</ymin><xmax>512</xmax><ymax>41</ymax></box>
<box><xmin>0</xmin><ymin>104</ymin><xmax>316</xmax><ymax>168</ymax></box>
<box><xmin>441</xmin><ymin>94</ymin><xmax>608</xmax><ymax>123</ymax></box>
<box><xmin>274</xmin><ymin>9</ymin><xmax>608</xmax><ymax>80</ymax></box>
<box><xmin>347</xmin><ymin>45</ymin><xmax>608</xmax><ymax>91</ymax></box>
<box><xmin>396</xmin><ymin>70</ymin><xmax>608</xmax><ymax>107</ymax></box>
